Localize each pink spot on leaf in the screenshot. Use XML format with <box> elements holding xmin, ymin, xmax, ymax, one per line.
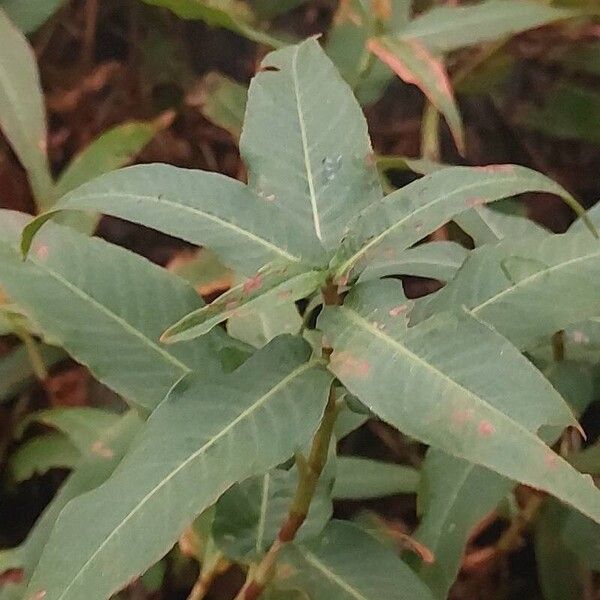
<box><xmin>477</xmin><ymin>420</ymin><xmax>495</xmax><ymax>437</ymax></box>
<box><xmin>544</xmin><ymin>452</ymin><xmax>558</xmax><ymax>469</ymax></box>
<box><xmin>91</xmin><ymin>441</ymin><xmax>114</xmax><ymax>459</ymax></box>
<box><xmin>330</xmin><ymin>351</ymin><xmax>371</xmax><ymax>379</ymax></box>
<box><xmin>479</xmin><ymin>164</ymin><xmax>514</xmax><ymax>174</ymax></box>
<box><xmin>389</xmin><ymin>304</ymin><xmax>410</xmax><ymax>318</ymax></box>
<box><xmin>30</xmin><ymin>591</ymin><xmax>47</xmax><ymax>600</ymax></box>
<box><xmin>277</xmin><ymin>290</ymin><xmax>292</xmax><ymax>301</ymax></box>
<box><xmin>225</xmin><ymin>300</ymin><xmax>239</xmax><ymax>311</ymax></box>
<box><xmin>466</xmin><ymin>197</ymin><xmax>486</xmax><ymax>209</ymax></box>
<box><xmin>243</xmin><ymin>274</ymin><xmax>263</xmax><ymax>294</ymax></box>
<box><xmin>35</xmin><ymin>244</ymin><xmax>49</xmax><ymax>260</ymax></box>
<box><xmin>451</xmin><ymin>408</ymin><xmax>474</xmax><ymax>426</ymax></box>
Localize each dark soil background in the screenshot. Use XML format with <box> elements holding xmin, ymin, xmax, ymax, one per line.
<box><xmin>0</xmin><ymin>1</ymin><xmax>599</xmax><ymax>599</ymax></box>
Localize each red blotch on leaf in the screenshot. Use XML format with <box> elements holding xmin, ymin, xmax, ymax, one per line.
<box><xmin>243</xmin><ymin>274</ymin><xmax>263</xmax><ymax>294</ymax></box>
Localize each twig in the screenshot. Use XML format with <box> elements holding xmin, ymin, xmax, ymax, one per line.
<box><xmin>233</xmin><ymin>388</ymin><xmax>340</xmax><ymax>600</ymax></box>
<box><xmin>187</xmin><ymin>553</ymin><xmax>230</xmax><ymax>600</ymax></box>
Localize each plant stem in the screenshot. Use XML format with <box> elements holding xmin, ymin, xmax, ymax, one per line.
<box><xmin>187</xmin><ymin>553</ymin><xmax>230</xmax><ymax>600</ymax></box>
<box><xmin>15</xmin><ymin>327</ymin><xmax>48</xmax><ymax>382</ymax></box>
<box><xmin>233</xmin><ymin>388</ymin><xmax>340</xmax><ymax>600</ymax></box>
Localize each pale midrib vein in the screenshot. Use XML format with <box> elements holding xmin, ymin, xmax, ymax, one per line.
<box><xmin>339</xmin><ymin>305</ymin><xmax>557</xmax><ymax>452</ymax></box>
<box><xmin>337</xmin><ymin>175</ymin><xmax>558</xmax><ymax>275</ymax></box>
<box><xmin>54</xmin><ymin>360</ymin><xmax>317</xmax><ymax>600</ymax></box>
<box><xmin>256</xmin><ymin>472</ymin><xmax>271</xmax><ymax>553</ymax></box>
<box><xmin>473</xmin><ymin>248</ymin><xmax>600</xmax><ymax>314</ymax></box>
<box><xmin>60</xmin><ymin>192</ymin><xmax>301</xmax><ymax>264</ymax></box>
<box><xmin>34</xmin><ymin>261</ymin><xmax>189</xmax><ymax>374</ymax></box>
<box><xmin>298</xmin><ymin>547</ymin><xmax>368</xmax><ymax>600</ymax></box>
<box><xmin>291</xmin><ymin>49</ymin><xmax>322</xmax><ymax>242</ymax></box>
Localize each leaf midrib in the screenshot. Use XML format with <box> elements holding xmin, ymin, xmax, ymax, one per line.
<box><xmin>337</xmin><ymin>174</ymin><xmax>546</xmax><ymax>275</ymax></box>
<box><xmin>297</xmin><ymin>546</ymin><xmax>369</xmax><ymax>600</ymax></box>
<box><xmin>291</xmin><ymin>47</ymin><xmax>323</xmax><ymax>242</ymax></box>
<box><xmin>472</xmin><ymin>247</ymin><xmax>600</xmax><ymax>315</ymax></box>
<box><xmin>60</xmin><ymin>191</ymin><xmax>302</xmax><ymax>265</ymax></box>
<box><xmin>33</xmin><ymin>259</ymin><xmax>190</xmax><ymax>375</ymax></box>
<box><xmin>53</xmin><ymin>359</ymin><xmax>319</xmax><ymax>600</ymax></box>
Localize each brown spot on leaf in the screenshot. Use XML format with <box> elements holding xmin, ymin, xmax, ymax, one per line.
<box><xmin>277</xmin><ymin>290</ymin><xmax>292</xmax><ymax>301</ymax></box>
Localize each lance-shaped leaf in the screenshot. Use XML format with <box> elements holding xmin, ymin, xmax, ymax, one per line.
<box><xmin>55</xmin><ymin>119</ymin><xmax>168</xmax><ymax>198</ymax></box>
<box><xmin>16</xmin><ymin>408</ymin><xmax>120</xmax><ymax>455</ymax></box>
<box><xmin>414</xmin><ymin>360</ymin><xmax>595</xmax><ymax>598</ymax></box>
<box><xmin>359</xmin><ymin>241</ymin><xmax>469</xmax><ymax>283</ymax></box>
<box><xmin>333</xmin><ymin>457</ymin><xmax>420</xmax><ymax>500</ymax></box>
<box><xmin>163</xmin><ymin>268</ymin><xmax>324</xmax><ymax>343</ymax></box>
<box><xmin>368</xmin><ymin>37</ymin><xmax>464</xmax><ymax>153</ymax></box>
<box><xmin>396</xmin><ymin>0</ymin><xmax>575</xmax><ymax>54</ymax></box>
<box><xmin>333</xmin><ymin>164</ymin><xmax>591</xmax><ymax>281</ymax></box>
<box><xmin>0</xmin><ymin>9</ymin><xmax>53</xmax><ymax>205</ymax></box>
<box><xmin>213</xmin><ymin>466</ymin><xmax>332</xmax><ymax>562</ymax></box>
<box><xmin>240</xmin><ymin>38</ymin><xmax>383</xmax><ymax>250</ymax></box>
<box><xmin>454</xmin><ymin>203</ymin><xmax>548</xmax><ymax>246</ymax></box>
<box><xmin>0</xmin><ymin>0</ymin><xmax>67</xmax><ymax>32</ymax></box>
<box><xmin>276</xmin><ymin>520</ymin><xmax>435</xmax><ymax>599</ymax></box>
<box><xmin>0</xmin><ymin>343</ymin><xmax>64</xmax><ymax>402</ymax></box>
<box><xmin>535</xmin><ymin>500</ymin><xmax>586</xmax><ymax>600</ymax></box>
<box><xmin>26</xmin><ymin>336</ymin><xmax>333</xmax><ymax>600</ymax></box>
<box><xmin>318</xmin><ymin>279</ymin><xmax>600</xmax><ymax>524</ymax></box>
<box><xmin>5</xmin><ymin>412</ymin><xmax>142</xmax><ymax>587</ymax></box>
<box><xmin>22</xmin><ymin>164</ymin><xmax>313</xmax><ymax>275</ymax></box>
<box><xmin>0</xmin><ymin>210</ymin><xmax>224</xmax><ymax>410</ymax></box>
<box><xmin>139</xmin><ymin>0</ymin><xmax>285</xmax><ymax>47</ymax></box>
<box><xmin>414</xmin><ymin>232</ymin><xmax>600</xmax><ymax>349</ymax></box>
<box><xmin>189</xmin><ymin>73</ymin><xmax>247</xmax><ymax>140</ymax></box>
<box><xmin>9</xmin><ymin>434</ymin><xmax>79</xmax><ymax>483</ymax></box>
<box><xmin>413</xmin><ymin>451</ymin><xmax>512</xmax><ymax>598</ymax></box>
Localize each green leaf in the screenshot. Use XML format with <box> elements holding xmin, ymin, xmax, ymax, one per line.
<box><xmin>9</xmin><ymin>434</ymin><xmax>79</xmax><ymax>483</ymax></box>
<box><xmin>318</xmin><ymin>279</ymin><xmax>600</xmax><ymax>524</ymax></box>
<box><xmin>17</xmin><ymin>408</ymin><xmax>120</xmax><ymax>455</ymax></box>
<box><xmin>26</xmin><ymin>336</ymin><xmax>332</xmax><ymax>600</ymax></box>
<box><xmin>0</xmin><ymin>0</ymin><xmax>66</xmax><ymax>32</ymax></box>
<box><xmin>334</xmin><ymin>164</ymin><xmax>589</xmax><ymax>281</ymax></box>
<box><xmin>23</xmin><ymin>164</ymin><xmax>313</xmax><ymax>275</ymax></box>
<box><xmin>333</xmin><ymin>457</ymin><xmax>419</xmax><ymax>499</ymax></box>
<box><xmin>454</xmin><ymin>203</ymin><xmax>548</xmax><ymax>246</ymax></box>
<box><xmin>0</xmin><ymin>343</ymin><xmax>64</xmax><ymax>402</ymax></box>
<box><xmin>414</xmin><ymin>232</ymin><xmax>600</xmax><ymax>349</ymax></box>
<box><xmin>248</xmin><ymin>0</ymin><xmax>307</xmax><ymax>19</ymax></box>
<box><xmin>562</xmin><ymin>508</ymin><xmax>600</xmax><ymax>571</ymax></box>
<box><xmin>276</xmin><ymin>520</ymin><xmax>435</xmax><ymax>600</ymax></box>
<box><xmin>0</xmin><ymin>8</ymin><xmax>53</xmax><ymax>205</ymax></box>
<box><xmin>213</xmin><ymin>467</ymin><xmax>332</xmax><ymax>562</ymax></box>
<box><xmin>367</xmin><ymin>37</ymin><xmax>464</xmax><ymax>153</ymax></box>
<box><xmin>9</xmin><ymin>412</ymin><xmax>142</xmax><ymax>581</ymax></box>
<box><xmin>55</xmin><ymin>119</ymin><xmax>166</xmax><ymax>198</ymax></box>
<box><xmin>522</xmin><ymin>83</ymin><xmax>600</xmax><ymax>144</ymax></box>
<box><xmin>228</xmin><ymin>301</ymin><xmax>302</xmax><ymax>348</ymax></box>
<box><xmin>0</xmin><ymin>209</ymin><xmax>225</xmax><ymax>410</ymax></box>
<box><xmin>325</xmin><ymin>0</ymin><xmax>393</xmax><ymax>106</ymax></box>
<box><xmin>358</xmin><ymin>241</ymin><xmax>469</xmax><ymax>283</ymax></box>
<box><xmin>240</xmin><ymin>38</ymin><xmax>383</xmax><ymax>250</ymax></box>
<box><xmin>396</xmin><ymin>0</ymin><xmax>575</xmax><ymax>53</ymax></box>
<box><xmin>139</xmin><ymin>0</ymin><xmax>286</xmax><ymax>47</ymax></box>
<box><xmin>163</xmin><ymin>268</ymin><xmax>323</xmax><ymax>342</ymax></box>
<box><xmin>535</xmin><ymin>499</ymin><xmax>586</xmax><ymax>600</ymax></box>
<box><xmin>191</xmin><ymin>73</ymin><xmax>247</xmax><ymax>139</ymax></box>
<box><xmin>414</xmin><ymin>450</ymin><xmax>512</xmax><ymax>598</ymax></box>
